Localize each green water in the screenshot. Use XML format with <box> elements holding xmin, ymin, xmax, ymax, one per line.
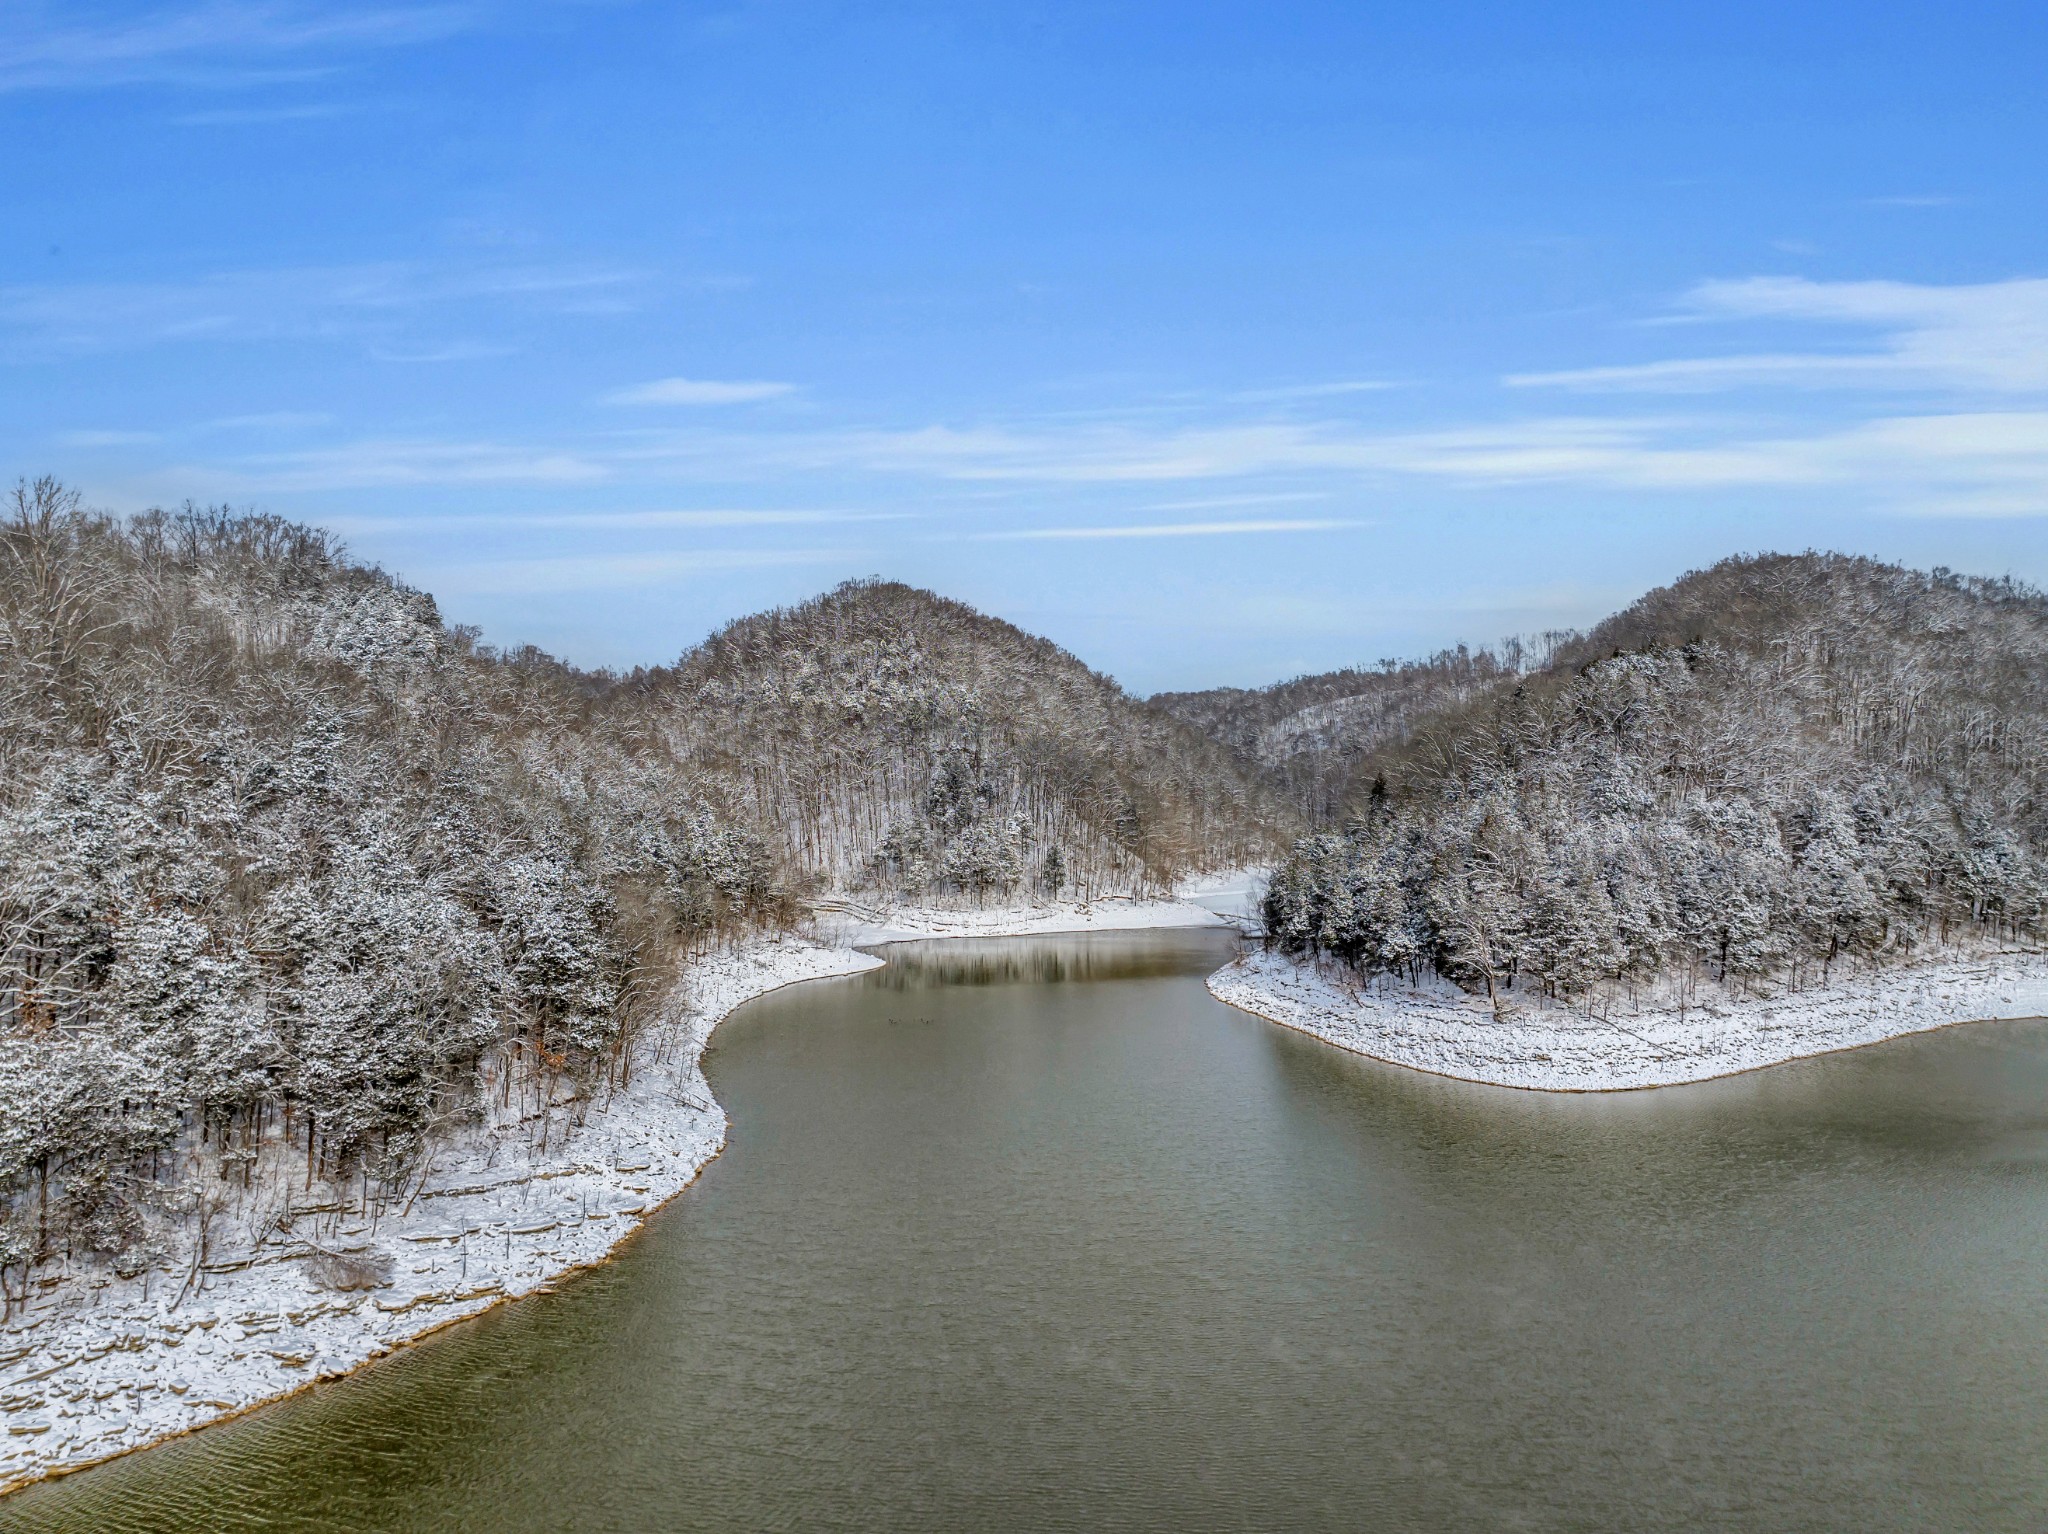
<box><xmin>11</xmin><ymin>928</ymin><xmax>2048</xmax><ymax>1531</ymax></box>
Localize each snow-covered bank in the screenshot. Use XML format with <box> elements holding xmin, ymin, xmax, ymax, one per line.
<box><xmin>815</xmin><ymin>869</ymin><xmax>1264</xmax><ymax>946</ymax></box>
<box><xmin>1210</xmin><ymin>946</ymin><xmax>2048</xmax><ymax>1091</ymax></box>
<box><xmin>0</xmin><ymin>938</ymin><xmax>883</xmax><ymax>1496</ymax></box>
<box><xmin>818</xmin><ymin>896</ymin><xmax>1225</xmax><ymax>946</ymax></box>
<box><xmin>1</xmin><ymin>886</ymin><xmax>1257</xmax><ymax>1495</ymax></box>
<box><xmin>1171</xmin><ymin>869</ymin><xmax>1266</xmax><ymax>930</ymax></box>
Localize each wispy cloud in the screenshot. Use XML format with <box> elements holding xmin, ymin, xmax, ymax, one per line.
<box><xmin>58</xmin><ymin>269</ymin><xmax>2048</xmax><ymax>524</ymax></box>
<box><xmin>498</xmin><ymin>508</ymin><xmax>897</xmax><ymax>529</ymax></box>
<box><xmin>763</xmin><ymin>422</ymin><xmax>1385</xmax><ymax>482</ymax></box>
<box><xmin>603</xmin><ymin>377</ymin><xmax>797</xmax><ymax>406</ymax></box>
<box><xmin>1509</xmin><ymin>275</ymin><xmax>2048</xmax><ymax>393</ymax></box>
<box><xmin>367</xmin><ymin>340</ymin><xmax>520</xmax><ymax>364</ymax></box>
<box><xmin>0</xmin><ymin>2</ymin><xmax>474</xmax><ymax>93</ymax></box>
<box><xmin>1176</xmin><ymin>582</ymin><xmax>1625</xmax><ymax>640</ymax></box>
<box><xmin>429</xmin><ymin>547</ymin><xmax>852</xmax><ymax>596</ymax></box>
<box><xmin>972</xmin><ymin>518</ymin><xmax>1363</xmax><ymax>541</ymax></box>
<box><xmin>1230</xmin><ymin>379</ymin><xmax>1398</xmax><ymax>402</ymax></box>
<box><xmin>170</xmin><ymin>98</ymin><xmax>374</xmax><ymax>125</ymax></box>
<box><xmin>1131</xmin><ymin>492</ymin><xmax>1333</xmax><ymax>512</ymax></box>
<box><xmin>579</xmin><ymin>381</ymin><xmax>2048</xmax><ymax>514</ymax></box>
<box><xmin>58</xmin><ymin>428</ymin><xmax>165</xmax><ymax>447</ymax></box>
<box><xmin>56</xmin><ymin>410</ymin><xmax>329</xmax><ymax>452</ymax></box>
<box><xmin>660</xmin><ymin>416</ymin><xmax>1702</xmax><ymax>485</ymax></box>
<box><xmin>331</xmin><ymin>507</ymin><xmax>906</xmax><ymax>534</ymax></box>
<box><xmin>118</xmin><ymin>401</ymin><xmax>2048</xmax><ymax>519</ymax></box>
<box><xmin>173</xmin><ymin>436</ymin><xmax>612</xmax><ymax>492</ymax></box>
<box><xmin>1392</xmin><ymin>411</ymin><xmax>2048</xmax><ymax>498</ymax></box>
<box><xmin>200</xmin><ymin>409</ymin><xmax>333</xmax><ymax>433</ymax></box>
<box><xmin>0</xmin><ymin>260</ymin><xmax>639</xmax><ymax>355</ymax></box>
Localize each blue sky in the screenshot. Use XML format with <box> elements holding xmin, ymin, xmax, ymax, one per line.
<box><xmin>5</xmin><ymin>2</ymin><xmax>2047</xmax><ymax>692</ymax></box>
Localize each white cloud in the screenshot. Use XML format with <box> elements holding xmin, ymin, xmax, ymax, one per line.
<box><xmin>172</xmin><ymin>437</ymin><xmax>612</xmax><ymax>492</ymax></box>
<box><xmin>62</xmin><ymin>263</ymin><xmax>2048</xmax><ymax>527</ymax></box>
<box><xmin>502</xmin><ymin>508</ymin><xmax>898</xmax><ymax>529</ymax></box>
<box><xmin>716</xmin><ymin>417</ymin><xmax>1685</xmax><ymax>485</ymax></box>
<box><xmin>790</xmin><ymin>422</ymin><xmax>1379</xmax><ymax>482</ymax></box>
<box><xmin>1356</xmin><ymin>410</ymin><xmax>2048</xmax><ymax>513</ymax></box>
<box><xmin>0</xmin><ymin>2</ymin><xmax>474</xmax><ymax>92</ymax></box>
<box><xmin>972</xmin><ymin>518</ymin><xmax>1362</xmax><ymax>541</ymax></box>
<box><xmin>1131</xmin><ymin>492</ymin><xmax>1333</xmax><ymax>512</ymax></box>
<box><xmin>199</xmin><ymin>410</ymin><xmax>332</xmax><ymax>432</ymax></box>
<box><xmin>0</xmin><ymin>261</ymin><xmax>638</xmax><ymax>355</ymax></box>
<box><xmin>1175</xmin><ymin>582</ymin><xmax>1625</xmax><ymax>639</ymax></box>
<box><xmin>429</xmin><ymin>547</ymin><xmax>850</xmax><ymax>596</ymax></box>
<box><xmin>1510</xmin><ymin>275</ymin><xmax>2048</xmax><ymax>393</ymax></box>
<box><xmin>170</xmin><ymin>99</ymin><xmax>369</xmax><ymax>125</ymax></box>
<box><xmin>106</xmin><ymin>387</ymin><xmax>2047</xmax><ymax>521</ymax></box>
<box><xmin>57</xmin><ymin>428</ymin><xmax>165</xmax><ymax>447</ymax></box>
<box><xmin>600</xmin><ymin>396</ymin><xmax>2048</xmax><ymax>515</ymax></box>
<box><xmin>330</xmin><ymin>508</ymin><xmax>906</xmax><ymax>534</ymax></box>
<box><xmin>603</xmin><ymin>377</ymin><xmax>797</xmax><ymax>406</ymax></box>
<box><xmin>1230</xmin><ymin>379</ymin><xmax>1398</xmax><ymax>402</ymax></box>
<box><xmin>368</xmin><ymin>341</ymin><xmax>520</xmax><ymax>364</ymax></box>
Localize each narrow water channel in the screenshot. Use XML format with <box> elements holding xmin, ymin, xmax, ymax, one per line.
<box><xmin>12</xmin><ymin>928</ymin><xmax>2048</xmax><ymax>1532</ymax></box>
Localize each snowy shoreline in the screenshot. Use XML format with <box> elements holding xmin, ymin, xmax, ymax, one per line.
<box><xmin>1209</xmin><ymin>945</ymin><xmax>2048</xmax><ymax>1091</ymax></box>
<box><xmin>0</xmin><ymin>889</ymin><xmax>1251</xmax><ymax>1498</ymax></box>
<box><xmin>0</xmin><ymin>938</ymin><xmax>889</xmax><ymax>1496</ymax></box>
<box><xmin>813</xmin><ymin>883</ymin><xmax>1258</xmax><ymax>946</ymax></box>
<box><xmin>17</xmin><ymin>878</ymin><xmax>2039</xmax><ymax>1496</ymax></box>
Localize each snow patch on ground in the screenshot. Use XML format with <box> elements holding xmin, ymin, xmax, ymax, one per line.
<box><xmin>815</xmin><ymin>882</ymin><xmax>1254</xmax><ymax>946</ymax></box>
<box><xmin>0</xmin><ymin>937</ymin><xmax>882</xmax><ymax>1495</ymax></box>
<box><xmin>1210</xmin><ymin>946</ymin><xmax>2048</xmax><ymax>1091</ymax></box>
<box><xmin>0</xmin><ymin>885</ymin><xmax>1256</xmax><ymax>1495</ymax></box>
<box><xmin>0</xmin><ymin>881</ymin><xmax>1280</xmax><ymax>1493</ymax></box>
<box><xmin>1172</xmin><ymin>868</ymin><xmax>1266</xmax><ymax>929</ymax></box>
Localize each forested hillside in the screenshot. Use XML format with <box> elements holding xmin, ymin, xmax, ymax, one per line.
<box><xmin>0</xmin><ymin>480</ymin><xmax>791</xmax><ymax>1291</ymax></box>
<box><xmin>1260</xmin><ymin>554</ymin><xmax>2048</xmax><ymax>1005</ymax></box>
<box><xmin>0</xmin><ymin>486</ymin><xmax>1282</xmax><ymax>1288</ymax></box>
<box><xmin>634</xmin><ymin>580</ymin><xmax>1286</xmax><ymax>901</ymax></box>
<box><xmin>18</xmin><ymin>474</ymin><xmax>2036</xmax><ymax>1297</ymax></box>
<box><xmin>1153</xmin><ymin>641</ymin><xmax>1550</xmax><ymax>825</ymax></box>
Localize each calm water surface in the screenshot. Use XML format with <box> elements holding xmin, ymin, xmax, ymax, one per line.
<box><xmin>11</xmin><ymin>929</ymin><xmax>2048</xmax><ymax>1532</ymax></box>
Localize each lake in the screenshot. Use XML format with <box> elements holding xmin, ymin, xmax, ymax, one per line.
<box><xmin>11</xmin><ymin>928</ymin><xmax>2048</xmax><ymax>1531</ymax></box>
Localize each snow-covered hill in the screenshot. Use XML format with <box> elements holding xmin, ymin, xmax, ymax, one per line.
<box><xmin>1253</xmin><ymin>554</ymin><xmax>2048</xmax><ymax>1012</ymax></box>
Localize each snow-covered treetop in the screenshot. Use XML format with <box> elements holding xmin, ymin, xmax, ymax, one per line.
<box><xmin>1250</xmin><ymin>552</ymin><xmax>2048</xmax><ymax>1002</ymax></box>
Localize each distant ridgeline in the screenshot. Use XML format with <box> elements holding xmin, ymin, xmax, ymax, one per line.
<box><xmin>1154</xmin><ymin>641</ymin><xmax>1544</xmax><ymax>827</ymax></box>
<box><xmin>1196</xmin><ymin>555</ymin><xmax>2048</xmax><ymax>1003</ymax></box>
<box><xmin>0</xmin><ymin>484</ymin><xmax>1282</xmax><ymax>1283</ymax></box>
<box><xmin>9</xmin><ymin>471</ymin><xmax>2039</xmax><ymax>1287</ymax></box>
<box><xmin>630</xmin><ymin>579</ymin><xmax>1285</xmax><ymax>901</ymax></box>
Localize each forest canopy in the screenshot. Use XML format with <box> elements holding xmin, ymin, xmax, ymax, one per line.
<box><xmin>634</xmin><ymin>578</ymin><xmax>1287</xmax><ymax>900</ymax></box>
<box><xmin>1240</xmin><ymin>554</ymin><xmax>2048</xmax><ymax>1004</ymax></box>
<box><xmin>0</xmin><ymin>483</ymin><xmax>1282</xmax><ymax>1281</ymax></box>
<box><xmin>10</xmin><ymin>474</ymin><xmax>2044</xmax><ymax>1285</ymax></box>
<box><xmin>0</xmin><ymin>480</ymin><xmax>797</xmax><ymax>1276</ymax></box>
